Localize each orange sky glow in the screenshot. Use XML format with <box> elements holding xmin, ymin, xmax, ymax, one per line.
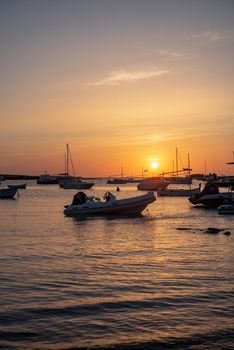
<box><xmin>1</xmin><ymin>1</ymin><xmax>233</xmax><ymax>177</ymax></box>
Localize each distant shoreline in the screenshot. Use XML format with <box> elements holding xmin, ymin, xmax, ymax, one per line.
<box><xmin>0</xmin><ymin>174</ymin><xmax>109</xmax><ymax>180</ymax></box>
<box><xmin>1</xmin><ymin>173</ymin><xmax>233</xmax><ymax>181</ymax></box>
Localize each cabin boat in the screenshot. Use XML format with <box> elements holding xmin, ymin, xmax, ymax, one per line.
<box><xmin>37</xmin><ymin>173</ymin><xmax>58</xmax><ymax>184</ymax></box>
<box><xmin>137</xmin><ymin>177</ymin><xmax>170</xmax><ymax>191</ymax></box>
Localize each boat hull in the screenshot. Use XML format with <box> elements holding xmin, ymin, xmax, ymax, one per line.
<box><xmin>137</xmin><ymin>179</ymin><xmax>170</xmax><ymax>191</ymax></box>
<box><xmin>107</xmin><ymin>179</ymin><xmax>129</xmax><ymax>184</ymax></box>
<box><xmin>64</xmin><ymin>192</ymin><xmax>156</xmax><ymax>217</ymax></box>
<box><xmin>189</xmin><ymin>193</ymin><xmax>233</xmax><ymax>208</ymax></box>
<box><xmin>217</xmin><ymin>204</ymin><xmax>234</xmax><ymax>215</ymax></box>
<box><xmin>8</xmin><ymin>184</ymin><xmax>27</xmax><ymax>189</ymax></box>
<box><xmin>158</xmin><ymin>187</ymin><xmax>200</xmax><ymax>197</ymax></box>
<box><xmin>37</xmin><ymin>179</ymin><xmax>58</xmax><ymax>184</ymax></box>
<box><xmin>168</xmin><ymin>177</ymin><xmax>192</xmax><ymax>185</ymax></box>
<box><xmin>63</xmin><ymin>182</ymin><xmax>94</xmax><ymax>189</ymax></box>
<box><xmin>0</xmin><ymin>188</ymin><xmax>18</xmax><ymax>199</ymax></box>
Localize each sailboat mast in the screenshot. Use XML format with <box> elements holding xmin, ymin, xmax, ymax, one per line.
<box><xmin>188</xmin><ymin>153</ymin><xmax>190</xmax><ymax>177</ymax></box>
<box><xmin>66</xmin><ymin>144</ymin><xmax>69</xmax><ymax>176</ymax></box>
<box><xmin>176</xmin><ymin>147</ymin><xmax>178</xmax><ymax>177</ymax></box>
<box><xmin>64</xmin><ymin>153</ymin><xmax>67</xmax><ymax>175</ymax></box>
<box><xmin>67</xmin><ymin>144</ymin><xmax>76</xmax><ymax>176</ymax></box>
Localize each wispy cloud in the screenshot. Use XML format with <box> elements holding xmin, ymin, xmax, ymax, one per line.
<box><xmin>156</xmin><ymin>49</ymin><xmax>195</xmax><ymax>61</ymax></box>
<box><xmin>192</xmin><ymin>30</ymin><xmax>230</xmax><ymax>42</ymax></box>
<box><xmin>58</xmin><ymin>115</ymin><xmax>233</xmax><ymax>148</ymax></box>
<box><xmin>89</xmin><ymin>68</ymin><xmax>170</xmax><ymax>86</ymax></box>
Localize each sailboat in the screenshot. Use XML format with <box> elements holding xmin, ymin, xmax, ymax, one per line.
<box><xmin>158</xmin><ymin>149</ymin><xmax>200</xmax><ymax>197</ymax></box>
<box><xmin>107</xmin><ymin>167</ymin><xmax>133</xmax><ymax>184</ymax></box>
<box><xmin>169</xmin><ymin>148</ymin><xmax>192</xmax><ymax>184</ymax></box>
<box><xmin>58</xmin><ymin>144</ymin><xmax>94</xmax><ymax>190</ymax></box>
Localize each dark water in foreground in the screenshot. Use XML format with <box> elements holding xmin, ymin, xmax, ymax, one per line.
<box><xmin>0</xmin><ymin>180</ymin><xmax>233</xmax><ymax>349</ymax></box>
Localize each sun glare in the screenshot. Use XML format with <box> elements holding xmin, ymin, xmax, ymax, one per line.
<box><xmin>151</xmin><ymin>161</ymin><xmax>159</xmax><ymax>169</ymax></box>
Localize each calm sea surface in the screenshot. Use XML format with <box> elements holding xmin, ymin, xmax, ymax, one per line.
<box><xmin>0</xmin><ymin>180</ymin><xmax>233</xmax><ymax>350</ymax></box>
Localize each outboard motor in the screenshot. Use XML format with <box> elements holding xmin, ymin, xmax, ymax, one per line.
<box><xmin>201</xmin><ymin>182</ymin><xmax>219</xmax><ymax>195</ymax></box>
<box><xmin>72</xmin><ymin>191</ymin><xmax>88</xmax><ymax>205</ymax></box>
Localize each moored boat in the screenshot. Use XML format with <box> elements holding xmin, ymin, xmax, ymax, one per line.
<box><xmin>0</xmin><ymin>187</ymin><xmax>18</xmax><ymax>199</ymax></box>
<box><xmin>189</xmin><ymin>192</ymin><xmax>233</xmax><ymax>207</ymax></box>
<box><xmin>107</xmin><ymin>178</ymin><xmax>130</xmax><ymax>184</ymax></box>
<box><xmin>37</xmin><ymin>173</ymin><xmax>58</xmax><ymax>184</ymax></box>
<box><xmin>62</xmin><ymin>178</ymin><xmax>94</xmax><ymax>189</ymax></box>
<box><xmin>137</xmin><ymin>177</ymin><xmax>170</xmax><ymax>191</ymax></box>
<box><xmin>59</xmin><ymin>144</ymin><xmax>95</xmax><ymax>189</ymax></box>
<box><xmin>7</xmin><ymin>183</ymin><xmax>27</xmax><ymax>189</ymax></box>
<box><xmin>211</xmin><ymin>179</ymin><xmax>234</xmax><ymax>188</ymax></box>
<box><xmin>158</xmin><ymin>187</ymin><xmax>200</xmax><ymax>197</ymax></box>
<box><xmin>189</xmin><ymin>182</ymin><xmax>233</xmax><ymax>207</ymax></box>
<box><xmin>168</xmin><ymin>177</ymin><xmax>192</xmax><ymax>185</ymax></box>
<box><xmin>64</xmin><ymin>191</ymin><xmax>156</xmax><ymax>217</ymax></box>
<box><xmin>217</xmin><ymin>204</ymin><xmax>234</xmax><ymax>215</ymax></box>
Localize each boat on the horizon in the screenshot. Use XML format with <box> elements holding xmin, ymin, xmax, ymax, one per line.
<box><xmin>106</xmin><ymin>166</ymin><xmax>135</xmax><ymax>184</ymax></box>
<box><xmin>64</xmin><ymin>191</ymin><xmax>156</xmax><ymax>217</ymax></box>
<box><xmin>0</xmin><ymin>187</ymin><xmax>18</xmax><ymax>199</ymax></box>
<box><xmin>137</xmin><ymin>177</ymin><xmax>170</xmax><ymax>191</ymax></box>
<box><xmin>207</xmin><ymin>177</ymin><xmax>234</xmax><ymax>188</ymax></box>
<box><xmin>7</xmin><ymin>183</ymin><xmax>27</xmax><ymax>190</ymax></box>
<box><xmin>59</xmin><ymin>144</ymin><xmax>95</xmax><ymax>190</ymax></box>
<box><xmin>107</xmin><ymin>178</ymin><xmax>134</xmax><ymax>184</ymax></box>
<box><xmin>163</xmin><ymin>148</ymin><xmax>193</xmax><ymax>185</ymax></box>
<box><xmin>61</xmin><ymin>177</ymin><xmax>94</xmax><ymax>189</ymax></box>
<box><xmin>37</xmin><ymin>173</ymin><xmax>58</xmax><ymax>184</ymax></box>
<box><xmin>167</xmin><ymin>176</ymin><xmax>192</xmax><ymax>185</ymax></box>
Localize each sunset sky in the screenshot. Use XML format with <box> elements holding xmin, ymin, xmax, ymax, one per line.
<box><xmin>1</xmin><ymin>0</ymin><xmax>234</xmax><ymax>177</ymax></box>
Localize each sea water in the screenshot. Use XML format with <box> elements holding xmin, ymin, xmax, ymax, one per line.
<box><xmin>0</xmin><ymin>180</ymin><xmax>233</xmax><ymax>349</ymax></box>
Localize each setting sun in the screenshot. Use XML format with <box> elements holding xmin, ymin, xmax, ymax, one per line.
<box><xmin>151</xmin><ymin>161</ymin><xmax>159</xmax><ymax>169</ymax></box>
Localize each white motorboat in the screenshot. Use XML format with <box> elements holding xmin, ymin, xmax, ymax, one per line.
<box><xmin>157</xmin><ymin>187</ymin><xmax>200</xmax><ymax>197</ymax></box>
<box><xmin>64</xmin><ymin>191</ymin><xmax>156</xmax><ymax>217</ymax></box>
<box><xmin>137</xmin><ymin>177</ymin><xmax>170</xmax><ymax>191</ymax></box>
<box><xmin>0</xmin><ymin>187</ymin><xmax>18</xmax><ymax>199</ymax></box>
